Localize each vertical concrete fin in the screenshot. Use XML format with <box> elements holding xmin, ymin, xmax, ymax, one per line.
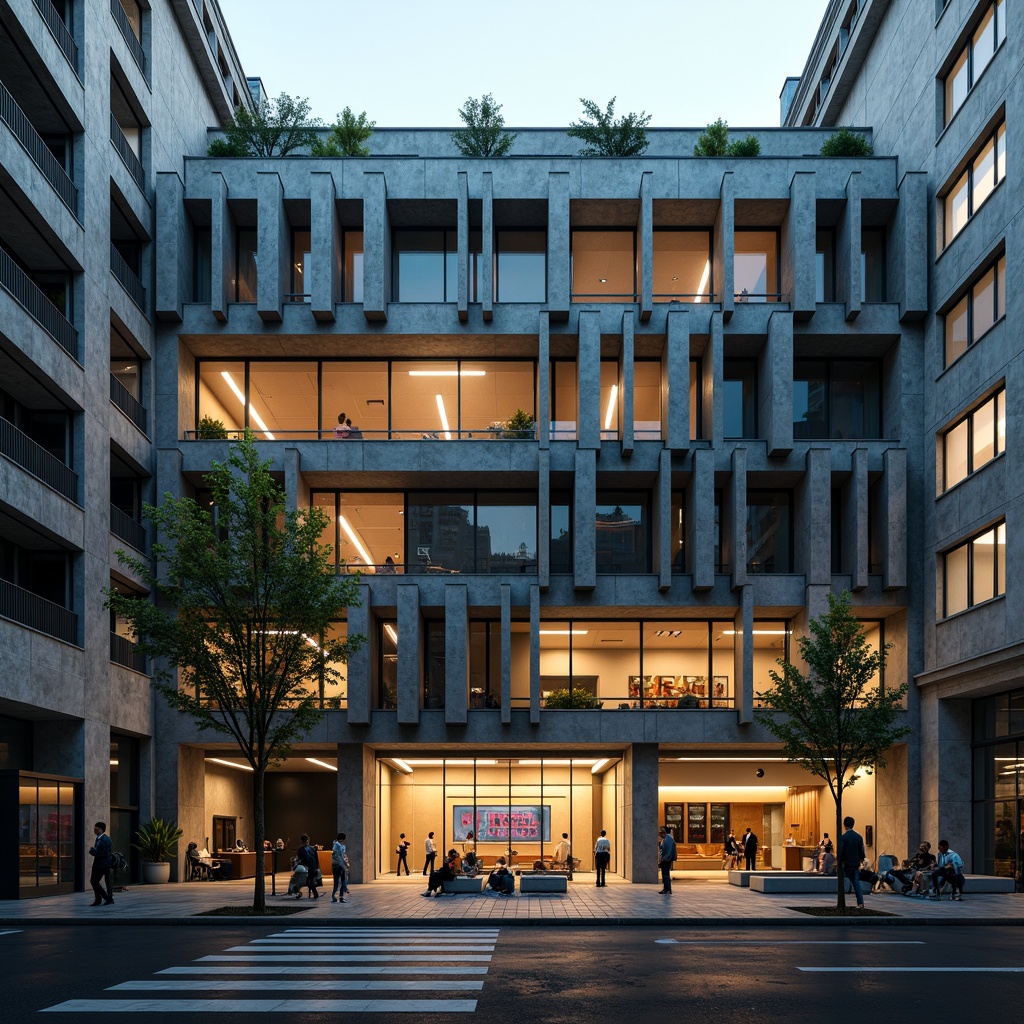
<box><xmin>256</xmin><ymin>170</ymin><xmax>285</xmax><ymax>323</ymax></box>
<box><xmin>736</xmin><ymin>585</ymin><xmax>754</xmax><ymax>724</ymax></box>
<box><xmin>764</xmin><ymin>309</ymin><xmax>794</xmax><ymax>456</ymax></box>
<box><xmin>547</xmin><ymin>172</ymin><xmax>570</xmax><ymax>320</ymax></box>
<box><xmin>715</xmin><ymin>172</ymin><xmax>735</xmax><ymax>320</ymax></box>
<box><xmin>482</xmin><ymin>172</ymin><xmax>494</xmax><ymax>321</ymax></box>
<box><xmin>210</xmin><ymin>171</ymin><xmax>232</xmax><ymax>322</ymax></box>
<box><xmin>362</xmin><ymin>171</ymin><xmax>389</xmax><ymax>322</ymax></box>
<box><xmin>577</xmin><ymin>309</ymin><xmax>601</xmax><ymax>449</ymax></box>
<box><xmin>883</xmin><ymin>447</ymin><xmax>907</xmax><ymax>590</ymax></box>
<box><xmin>155</xmin><ymin>171</ymin><xmax>184</xmax><ymax>322</ymax></box>
<box><xmin>708</xmin><ymin>309</ymin><xmax>723</xmax><ymax>446</ymax></box>
<box><xmin>345</xmin><ymin>582</ymin><xmax>372</xmax><ymax>725</ymax></box>
<box><xmin>638</xmin><ymin>170</ymin><xmax>653</xmax><ymax>321</ymax></box>
<box><xmin>457</xmin><ymin>171</ymin><xmax>469</xmax><ymax>322</ymax></box>
<box><xmin>665</xmin><ymin>307</ymin><xmax>690</xmax><ymax>453</ymax></box>
<box><xmin>310</xmin><ymin>170</ymin><xmax>338</xmax><ymax>322</ymax></box>
<box><xmin>783</xmin><ymin>170</ymin><xmax>816</xmax><ymax>319</ymax></box>
<box><xmin>839</xmin><ymin>171</ymin><xmax>861</xmax><ymax>321</ymax></box>
<box><xmin>574</xmin><ymin>448</ymin><xmax>597</xmax><ymax>590</ymax></box>
<box><xmin>657</xmin><ymin>448</ymin><xmax>673</xmax><ymax>591</ymax></box>
<box><xmin>529</xmin><ymin>585</ymin><xmax>541</xmax><ymax>725</ymax></box>
<box><xmin>691</xmin><ymin>447</ymin><xmax>715</xmax><ymax>591</ymax></box>
<box><xmin>444</xmin><ymin>584</ymin><xmax>469</xmax><ymax>724</ymax></box>
<box><xmin>621</xmin><ymin>309</ymin><xmax>635</xmax><ymax>455</ymax></box>
<box><xmin>804</xmin><ymin>447</ymin><xmax>831</xmax><ymax>585</ymax></box>
<box><xmin>537</xmin><ymin>312</ymin><xmax>551</xmax><ymax>451</ymax></box>
<box><xmin>538</xmin><ymin>447</ymin><xmax>551</xmax><ymax>587</ymax></box>
<box><xmin>397</xmin><ymin>583</ymin><xmax>421</xmax><ymax>724</ymax></box>
<box><xmin>500</xmin><ymin>583</ymin><xmax>512</xmax><ymax>724</ymax></box>
<box><xmin>897</xmin><ymin>170</ymin><xmax>928</xmax><ymax>321</ymax></box>
<box><xmin>848</xmin><ymin>447</ymin><xmax>869</xmax><ymax>591</ymax></box>
<box><xmin>729</xmin><ymin>446</ymin><xmax>748</xmax><ymax>589</ymax></box>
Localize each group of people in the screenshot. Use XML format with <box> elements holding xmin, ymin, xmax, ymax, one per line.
<box><xmin>878</xmin><ymin>838</ymin><xmax>966</xmax><ymax>900</ymax></box>
<box><xmin>332</xmin><ymin>412</ymin><xmax>364</xmax><ymax>439</ymax></box>
<box><xmin>721</xmin><ymin>828</ymin><xmax>760</xmax><ymax>871</ymax></box>
<box><xmin>285</xmin><ymin>832</ymin><xmax>351</xmax><ymax>903</ymax></box>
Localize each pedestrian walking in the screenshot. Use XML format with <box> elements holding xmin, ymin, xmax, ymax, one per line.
<box><xmin>331</xmin><ymin>832</ymin><xmax>349</xmax><ymax>903</ymax></box>
<box><xmin>594</xmin><ymin>829</ymin><xmax>611</xmax><ymax>887</ymax></box>
<box><xmin>423</xmin><ymin>831</ymin><xmax>437</xmax><ymax>875</ymax></box>
<box><xmin>837</xmin><ymin>815</ymin><xmax>867</xmax><ymax>909</ymax></box>
<box><xmin>295</xmin><ymin>834</ymin><xmax>320</xmax><ymax>899</ymax></box>
<box><xmin>553</xmin><ymin>832</ymin><xmax>573</xmax><ymax>877</ymax></box>
<box><xmin>87</xmin><ymin>821</ymin><xmax>114</xmax><ymax>906</ymax></box>
<box><xmin>396</xmin><ymin>833</ymin><xmax>411</xmax><ymax>875</ymax></box>
<box><xmin>658</xmin><ymin>827</ymin><xmax>677</xmax><ymax>893</ymax></box>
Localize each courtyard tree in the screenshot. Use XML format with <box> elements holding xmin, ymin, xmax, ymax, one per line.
<box><xmin>451</xmin><ymin>93</ymin><xmax>518</xmax><ymax>157</ymax></box>
<box><xmin>106</xmin><ymin>433</ymin><xmax>363</xmax><ymax>912</ymax></box>
<box><xmin>208</xmin><ymin>92</ymin><xmax>322</xmax><ymax>157</ymax></box>
<box><xmin>693</xmin><ymin>118</ymin><xmax>761</xmax><ymax>157</ymax></box>
<box><xmin>567</xmin><ymin>97</ymin><xmax>651</xmax><ymax>157</ymax></box>
<box><xmin>312</xmin><ymin>106</ymin><xmax>376</xmax><ymax>157</ymax></box>
<box><xmin>755</xmin><ymin>591</ymin><xmax>909</xmax><ymax>913</ymax></box>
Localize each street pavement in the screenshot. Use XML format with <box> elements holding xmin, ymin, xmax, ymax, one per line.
<box><xmin>3</xmin><ymin>871</ymin><xmax>1023</xmax><ymax>926</ymax></box>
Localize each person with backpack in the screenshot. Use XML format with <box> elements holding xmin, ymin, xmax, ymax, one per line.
<box><xmin>295</xmin><ymin>834</ymin><xmax>320</xmax><ymax>899</ymax></box>
<box><xmin>87</xmin><ymin>821</ymin><xmax>114</xmax><ymax>906</ymax></box>
<box><xmin>331</xmin><ymin>832</ymin><xmax>349</xmax><ymax>903</ymax></box>
<box><xmin>658</xmin><ymin>827</ymin><xmax>677</xmax><ymax>894</ymax></box>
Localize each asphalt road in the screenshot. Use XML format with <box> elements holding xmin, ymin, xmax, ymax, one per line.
<box><xmin>3</xmin><ymin>922</ymin><xmax>1020</xmax><ymax>1022</ymax></box>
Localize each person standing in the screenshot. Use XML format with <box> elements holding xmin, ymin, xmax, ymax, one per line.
<box><xmin>594</xmin><ymin>830</ymin><xmax>611</xmax><ymax>887</ymax></box>
<box><xmin>295</xmin><ymin>834</ymin><xmax>320</xmax><ymax>899</ymax></box>
<box><xmin>423</xmin><ymin>831</ymin><xmax>437</xmax><ymax>875</ymax></box>
<box><xmin>723</xmin><ymin>830</ymin><xmax>740</xmax><ymax>870</ymax></box>
<box><xmin>88</xmin><ymin>821</ymin><xmax>114</xmax><ymax>906</ymax></box>
<box><xmin>658</xmin><ymin>827</ymin><xmax>677</xmax><ymax>894</ymax></box>
<box><xmin>553</xmin><ymin>832</ymin><xmax>572</xmax><ymax>877</ymax></box>
<box><xmin>837</xmin><ymin>815</ymin><xmax>866</xmax><ymax>910</ymax></box>
<box><xmin>743</xmin><ymin>827</ymin><xmax>759</xmax><ymax>871</ymax></box>
<box><xmin>396</xmin><ymin>833</ymin><xmax>411</xmax><ymax>875</ymax></box>
<box><xmin>331</xmin><ymin>832</ymin><xmax>349</xmax><ymax>903</ymax></box>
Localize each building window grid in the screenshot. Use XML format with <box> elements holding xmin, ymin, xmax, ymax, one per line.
<box><xmin>943</xmin><ymin>254</ymin><xmax>1006</xmax><ymax>366</ymax></box>
<box><xmin>941</xmin><ymin>387</ymin><xmax>1005</xmax><ymax>492</ymax></box>
<box><xmin>943</xmin><ymin>0</ymin><xmax>1006</xmax><ymax>126</ymax></box>
<box><xmin>942</xmin><ymin>121</ymin><xmax>1006</xmax><ymax>248</ymax></box>
<box><xmin>942</xmin><ymin>521</ymin><xmax>1006</xmax><ymax>618</ymax></box>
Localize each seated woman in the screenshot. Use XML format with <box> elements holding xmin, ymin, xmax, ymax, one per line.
<box><xmin>486</xmin><ymin>857</ymin><xmax>515</xmax><ymax>895</ymax></box>
<box><xmin>422</xmin><ymin>850</ymin><xmax>459</xmax><ymax>897</ymax></box>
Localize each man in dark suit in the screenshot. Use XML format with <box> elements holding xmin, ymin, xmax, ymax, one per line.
<box><xmin>743</xmin><ymin>827</ymin><xmax>759</xmax><ymax>871</ymax></box>
<box><xmin>88</xmin><ymin>821</ymin><xmax>114</xmax><ymax>906</ymax></box>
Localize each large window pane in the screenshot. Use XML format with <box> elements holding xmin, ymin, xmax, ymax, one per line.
<box><xmin>670</xmin><ymin>491</ymin><xmax>685</xmax><ymax>572</ymax></box>
<box><xmin>321</xmin><ymin>361</ymin><xmax>388</xmax><ymax>440</ymax></box>
<box><xmin>290</xmin><ymin>229</ymin><xmax>311</xmax><ymax>301</ymax></box>
<box><xmin>944</xmin><ymin>543</ymin><xmax>969</xmax><ymax>616</ymax></box>
<box><xmin>861</xmin><ymin>229</ymin><xmax>886</xmax><ymax>302</ymax></box>
<box><xmin>973</xmin><ymin>6</ymin><xmax>996</xmax><ymax>80</ymax></box>
<box><xmin>973</xmin><ymin>527</ymin><xmax>997</xmax><ymax>603</ymax></box>
<box><xmin>815</xmin><ymin>229</ymin><xmax>834</xmax><ymax>302</ymax></box>
<box><xmin>793</xmin><ymin>361</ymin><xmax>828</xmax><ymax>438</ymax></box>
<box><xmin>972</xmin><ymin>394</ymin><xmax>997</xmax><ymax>468</ymax></box>
<box><xmin>747</xmin><ymin>491</ymin><xmax>792</xmax><ymax>573</ymax></box>
<box><xmin>248</xmin><ymin>361</ymin><xmax>317</xmax><ymax>439</ymax></box>
<box><xmin>945</xmin><ymin>48</ymin><xmax>969</xmax><ymax>123</ymax></box>
<box><xmin>550</xmin><ymin>361</ymin><xmax>577</xmax><ymax>440</ymax></box>
<box><xmin>724</xmin><ymin>359</ymin><xmax>757</xmax><ymax>438</ymax></box>
<box><xmin>945</xmin><ymin>173</ymin><xmax>969</xmax><ymax>243</ymax></box>
<box><xmin>571</xmin><ymin>231</ymin><xmax>635</xmax><ymax>301</ymax></box>
<box><xmin>392</xmin><ymin>361</ymin><xmax>458</xmax><ymax>438</ymax></box>
<box><xmin>595</xmin><ymin>494</ymin><xmax>648</xmax><ymax>573</ymax></box>
<box><xmin>460</xmin><ymin>361</ymin><xmax>535</xmax><ymax>436</ymax></box>
<box><xmin>831</xmin><ymin>361</ymin><xmax>881</xmax><ymax>438</ymax></box>
<box><xmin>634</xmin><ymin>361</ymin><xmax>661</xmax><ymax>439</ymax></box>
<box><xmin>343</xmin><ymin>231</ymin><xmax>363</xmax><ymax>303</ymax></box>
<box><xmin>945</xmin><ymin>294</ymin><xmax>969</xmax><ymax>365</ymax></box>
<box><xmin>407</xmin><ymin>493</ymin><xmax>475</xmax><ymax>573</ymax></box>
<box><xmin>734</xmin><ymin>230</ymin><xmax>778</xmax><ymax>301</ymax></box>
<box><xmin>197</xmin><ymin>361</ymin><xmax>245</xmax><ymax>433</ymax></box>
<box><xmin>496</xmin><ymin>231</ymin><xmax>546</xmax><ymax>302</ymax></box>
<box><xmin>393</xmin><ymin>231</ymin><xmax>446</xmax><ymax>302</ymax></box>
<box><xmin>600</xmin><ymin>360</ymin><xmax>618</xmax><ymax>439</ymax></box>
<box><xmin>652</xmin><ymin>231</ymin><xmax>711</xmax><ymax>300</ymax></box>
<box><xmin>972</xmin><ymin>136</ymin><xmax>997</xmax><ymax>213</ymax></box>
<box><xmin>550</xmin><ymin>494</ymin><xmax>571</xmax><ymax>573</ymax></box>
<box><xmin>235</xmin><ymin>228</ymin><xmax>257</xmax><ymax>302</ymax></box>
<box><xmin>944</xmin><ymin>417</ymin><xmax>970</xmax><ymax>490</ymax></box>
<box><xmin>476</xmin><ymin>493</ymin><xmax>537</xmax><ymax>573</ymax></box>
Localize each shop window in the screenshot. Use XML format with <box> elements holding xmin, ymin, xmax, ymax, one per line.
<box><xmin>943</xmin><ymin>0</ymin><xmax>1006</xmax><ymax>125</ymax></box>
<box><xmin>495</xmin><ymin>230</ymin><xmax>545</xmax><ymax>302</ymax></box>
<box><xmin>723</xmin><ymin>359</ymin><xmax>757</xmax><ymax>438</ymax></box>
<box><xmin>652</xmin><ymin>230</ymin><xmax>712</xmax><ymax>300</ymax></box>
<box><xmin>571</xmin><ymin>230</ymin><xmax>636</xmax><ymax>301</ymax></box>
<box><xmin>942</xmin><ymin>122</ymin><xmax>1006</xmax><ymax>248</ymax></box>
<box><xmin>942</xmin><ymin>521</ymin><xmax>1006</xmax><ymax>617</ymax></box>
<box><xmin>861</xmin><ymin>228</ymin><xmax>886</xmax><ymax>302</ymax></box>
<box><xmin>746</xmin><ymin>490</ymin><xmax>793</xmax><ymax>573</ymax></box>
<box><xmin>941</xmin><ymin>388</ymin><xmax>1005</xmax><ymax>492</ymax></box>
<box><xmin>944</xmin><ymin>255</ymin><xmax>1006</xmax><ymax>366</ymax></box>
<box><xmin>595</xmin><ymin>492</ymin><xmax>649</xmax><ymax>573</ymax></box>
<box><xmin>793</xmin><ymin>359</ymin><xmax>882</xmax><ymax>439</ymax></box>
<box><xmin>734</xmin><ymin>230</ymin><xmax>779</xmax><ymax>301</ymax></box>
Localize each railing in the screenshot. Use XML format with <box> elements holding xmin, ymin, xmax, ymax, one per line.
<box><xmin>32</xmin><ymin>0</ymin><xmax>78</xmax><ymax>75</ymax></box>
<box><xmin>110</xmin><ymin>243</ymin><xmax>147</xmax><ymax>311</ymax></box>
<box><xmin>0</xmin><ymin>248</ymin><xmax>78</xmax><ymax>358</ymax></box>
<box><xmin>110</xmin><ymin>503</ymin><xmax>146</xmax><ymax>551</ymax></box>
<box><xmin>109</xmin><ymin>114</ymin><xmax>145</xmax><ymax>192</ymax></box>
<box><xmin>0</xmin><ymin>577</ymin><xmax>77</xmax><ymax>644</ymax></box>
<box><xmin>0</xmin><ymin>81</ymin><xmax>77</xmax><ymax>216</ymax></box>
<box><xmin>110</xmin><ymin>631</ymin><xmax>146</xmax><ymax>672</ymax></box>
<box><xmin>0</xmin><ymin>417</ymin><xmax>77</xmax><ymax>501</ymax></box>
<box><xmin>109</xmin><ymin>374</ymin><xmax>147</xmax><ymax>433</ymax></box>
<box><xmin>109</xmin><ymin>0</ymin><xmax>147</xmax><ymax>78</ymax></box>
<box><xmin>182</xmin><ymin>427</ymin><xmax>539</xmax><ymax>441</ymax></box>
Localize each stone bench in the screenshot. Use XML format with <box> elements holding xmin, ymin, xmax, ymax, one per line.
<box><xmin>959</xmin><ymin>875</ymin><xmax>1015</xmax><ymax>893</ymax></box>
<box><xmin>728</xmin><ymin>870</ymin><xmax>807</xmax><ymax>887</ymax></box>
<box><xmin>519</xmin><ymin>874</ymin><xmax>568</xmax><ymax>894</ymax></box>
<box><xmin>749</xmin><ymin>873</ymin><xmax>1016</xmax><ymax>895</ymax></box>
<box><xmin>440</xmin><ymin>876</ymin><xmax>486</xmax><ymax>894</ymax></box>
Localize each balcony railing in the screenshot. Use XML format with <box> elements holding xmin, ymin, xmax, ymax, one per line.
<box><xmin>32</xmin><ymin>0</ymin><xmax>79</xmax><ymax>76</ymax></box>
<box><xmin>0</xmin><ymin>417</ymin><xmax>78</xmax><ymax>501</ymax></box>
<box><xmin>0</xmin><ymin>577</ymin><xmax>77</xmax><ymax>644</ymax></box>
<box><xmin>0</xmin><ymin>248</ymin><xmax>78</xmax><ymax>358</ymax></box>
<box><xmin>110</xmin><ymin>0</ymin><xmax>147</xmax><ymax>79</ymax></box>
<box><xmin>109</xmin><ymin>114</ymin><xmax>145</xmax><ymax>192</ymax></box>
<box><xmin>110</xmin><ymin>503</ymin><xmax>146</xmax><ymax>551</ymax></box>
<box><xmin>0</xmin><ymin>81</ymin><xmax>78</xmax><ymax>216</ymax></box>
<box><xmin>110</xmin><ymin>374</ymin><xmax>147</xmax><ymax>433</ymax></box>
<box><xmin>110</xmin><ymin>631</ymin><xmax>146</xmax><ymax>672</ymax></box>
<box><xmin>110</xmin><ymin>243</ymin><xmax>146</xmax><ymax>311</ymax></box>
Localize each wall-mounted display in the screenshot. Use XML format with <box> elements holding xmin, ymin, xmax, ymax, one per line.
<box><xmin>452</xmin><ymin>805</ymin><xmax>551</xmax><ymax>843</ymax></box>
<box><xmin>687</xmin><ymin>802</ymin><xmax>707</xmax><ymax>843</ymax></box>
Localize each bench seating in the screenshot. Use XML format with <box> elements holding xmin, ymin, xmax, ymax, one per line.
<box><xmin>728</xmin><ymin>870</ymin><xmax>807</xmax><ymax>887</ymax></box>
<box><xmin>749</xmin><ymin>873</ymin><xmax>1015</xmax><ymax>895</ymax></box>
<box><xmin>440</xmin><ymin>876</ymin><xmax>486</xmax><ymax>894</ymax></box>
<box><xmin>520</xmin><ymin>874</ymin><xmax>568</xmax><ymax>893</ymax></box>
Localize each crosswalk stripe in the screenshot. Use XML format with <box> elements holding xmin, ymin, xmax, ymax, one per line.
<box><xmin>159</xmin><ymin>966</ymin><xmax>489</xmax><ymax>976</ymax></box>
<box><xmin>198</xmin><ymin>954</ymin><xmax>494</xmax><ymax>963</ymax></box>
<box><xmin>112</xmin><ymin>980</ymin><xmax>484</xmax><ymax>992</ymax></box>
<box><xmin>42</xmin><ymin>998</ymin><xmax>479</xmax><ymax>1013</ymax></box>
<box><xmin>232</xmin><ymin>945</ymin><xmax>494</xmax><ymax>953</ymax></box>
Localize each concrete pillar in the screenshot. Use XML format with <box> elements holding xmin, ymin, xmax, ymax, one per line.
<box><xmin>838</xmin><ymin>171</ymin><xmax>861</xmax><ymax>321</ymax></box>
<box><xmin>803</xmin><ymin>447</ymin><xmax>831</xmax><ymax>584</ymax></box>
<box><xmin>362</xmin><ymin>171</ymin><xmax>389</xmax><ymax>322</ymax></box>
<box><xmin>577</xmin><ymin>310</ymin><xmax>601</xmax><ymax>449</ymax></box>
<box><xmin>256</xmin><ymin>171</ymin><xmax>285</xmax><ymax>323</ymax></box>
<box><xmin>735</xmin><ymin>584</ymin><xmax>754</xmax><ymax>724</ymax></box>
<box><xmin>444</xmin><ymin>583</ymin><xmax>469</xmax><ymax>724</ymax></box>
<box><xmin>155</xmin><ymin>171</ymin><xmax>185</xmax><ymax>322</ymax></box>
<box><xmin>457</xmin><ymin>171</ymin><xmax>469</xmax><ymax>323</ymax></box>
<box><xmin>707</xmin><ymin>310</ymin><xmax>723</xmax><ymax>446</ymax></box>
<box><xmin>537</xmin><ymin>312</ymin><xmax>551</xmax><ymax>451</ymax></box>
<box><xmin>310</xmin><ymin>170</ymin><xmax>339</xmax><ymax>322</ymax></box>
<box><xmin>715</xmin><ymin>172</ymin><xmax>735</xmax><ymax>321</ymax></box>
<box><xmin>763</xmin><ymin>310</ymin><xmax>794</xmax><ymax>457</ymax></box>
<box><xmin>397</xmin><ymin>584</ymin><xmax>421</xmax><ymax>724</ymax></box>
<box><xmin>847</xmin><ymin>447</ymin><xmax>869</xmax><ymax>590</ymax></box>
<box><xmin>624</xmin><ymin>743</ymin><xmax>659</xmax><ymax>883</ymax></box>
<box><xmin>482</xmin><ymin>172</ymin><xmax>494</xmax><ymax>322</ymax></box>
<box><xmin>728</xmin><ymin>446</ymin><xmax>748</xmax><ymax>590</ymax></box>
<box><xmin>882</xmin><ymin>447</ymin><xmax>907</xmax><ymax>590</ymax></box>
<box><xmin>500</xmin><ymin>583</ymin><xmax>512</xmax><ymax>724</ymax></box>
<box><xmin>665</xmin><ymin>307</ymin><xmax>689</xmax><ymax>452</ymax></box>
<box><xmin>337</xmin><ymin>742</ymin><xmax>369</xmax><ymax>883</ymax></box>
<box><xmin>620</xmin><ymin>310</ymin><xmax>634</xmax><ymax>455</ymax></box>
<box><xmin>283</xmin><ymin>447</ymin><xmax>304</xmax><ymax>514</ymax></box>
<box><xmin>210</xmin><ymin>171</ymin><xmax>233</xmax><ymax>322</ymax></box>
<box><xmin>896</xmin><ymin>171</ymin><xmax>928</xmax><ymax>322</ymax></box>
<box><xmin>690</xmin><ymin>446</ymin><xmax>715</xmax><ymax>591</ymax></box>
<box><xmin>345</xmin><ymin>582</ymin><xmax>371</xmax><ymax>725</ymax></box>
<box><xmin>657</xmin><ymin>448</ymin><xmax>673</xmax><ymax>591</ymax></box>
<box><xmin>919</xmin><ymin>692</ymin><xmax>971</xmax><ymax>860</ymax></box>
<box><xmin>538</xmin><ymin>447</ymin><xmax>550</xmax><ymax>587</ymax></box>
<box><xmin>175</xmin><ymin>745</ymin><xmax>205</xmax><ymax>884</ymax></box>
<box><xmin>638</xmin><ymin>171</ymin><xmax>653</xmax><ymax>321</ymax></box>
<box><xmin>547</xmin><ymin>172</ymin><xmax>570</xmax><ymax>321</ymax></box>
<box><xmin>573</xmin><ymin>448</ymin><xmax>597</xmax><ymax>591</ymax></box>
<box><xmin>529</xmin><ymin>584</ymin><xmax>541</xmax><ymax>725</ymax></box>
<box><xmin>782</xmin><ymin>170</ymin><xmax>816</xmax><ymax>319</ymax></box>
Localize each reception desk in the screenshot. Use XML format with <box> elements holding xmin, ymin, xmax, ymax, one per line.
<box><xmin>771</xmin><ymin>845</ymin><xmax>805</xmax><ymax>871</ymax></box>
<box><xmin>217</xmin><ymin>851</ymin><xmax>270</xmax><ymax>879</ymax></box>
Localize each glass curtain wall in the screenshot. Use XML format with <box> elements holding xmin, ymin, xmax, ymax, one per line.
<box><xmin>11</xmin><ymin>772</ymin><xmax>80</xmax><ymax>897</ymax></box>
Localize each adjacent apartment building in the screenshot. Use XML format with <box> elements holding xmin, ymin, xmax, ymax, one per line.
<box><xmin>0</xmin><ymin>0</ymin><xmax>1016</xmax><ymax>896</ymax></box>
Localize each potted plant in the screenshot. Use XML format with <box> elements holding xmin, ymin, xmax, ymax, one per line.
<box><xmin>133</xmin><ymin>817</ymin><xmax>184</xmax><ymax>883</ymax></box>
<box><xmin>677</xmin><ymin>694</ymin><xmax>701</xmax><ymax>709</ymax></box>
<box><xmin>196</xmin><ymin>415</ymin><xmax>228</xmax><ymax>439</ymax></box>
<box><xmin>502</xmin><ymin>409</ymin><xmax>535</xmax><ymax>439</ymax></box>
<box><xmin>542</xmin><ymin>688</ymin><xmax>602</xmax><ymax>709</ymax></box>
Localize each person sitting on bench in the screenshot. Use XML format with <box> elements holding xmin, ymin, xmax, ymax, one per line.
<box><xmin>422</xmin><ymin>850</ymin><xmax>459</xmax><ymax>897</ymax></box>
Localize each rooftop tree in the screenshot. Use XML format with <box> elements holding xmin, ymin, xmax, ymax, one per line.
<box><xmin>820</xmin><ymin>128</ymin><xmax>874</xmax><ymax>157</ymax></box>
<box><xmin>208</xmin><ymin>92</ymin><xmax>322</xmax><ymax>157</ymax></box>
<box><xmin>106</xmin><ymin>433</ymin><xmax>363</xmax><ymax>913</ymax></box>
<box><xmin>568</xmin><ymin>97</ymin><xmax>651</xmax><ymax>157</ymax></box>
<box><xmin>451</xmin><ymin>93</ymin><xmax>518</xmax><ymax>157</ymax></box>
<box><xmin>312</xmin><ymin>107</ymin><xmax>376</xmax><ymax>157</ymax></box>
<box><xmin>693</xmin><ymin>118</ymin><xmax>761</xmax><ymax>157</ymax></box>
<box><xmin>755</xmin><ymin>591</ymin><xmax>909</xmax><ymax>914</ymax></box>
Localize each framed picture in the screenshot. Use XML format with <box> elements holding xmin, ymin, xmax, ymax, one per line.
<box><xmin>687</xmin><ymin>676</ymin><xmax>707</xmax><ymax>697</ymax></box>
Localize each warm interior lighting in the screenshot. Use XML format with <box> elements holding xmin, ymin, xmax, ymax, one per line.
<box><xmin>518</xmin><ymin>759</ymin><xmax>598</xmax><ymax>766</ymax></box>
<box><xmin>384</xmin><ymin>624</ymin><xmax>398</xmax><ymax>646</ymax></box>
<box><xmin>695</xmin><ymin>260</ymin><xmax>711</xmax><ymax>302</ymax></box>
<box><xmin>591</xmin><ymin>758</ymin><xmax>611</xmax><ymax>774</ymax></box>
<box><xmin>722</xmin><ymin>630</ymin><xmax>789</xmax><ymax>636</ymax></box>
<box><xmin>382</xmin><ymin>757</ymin><xmax>413</xmax><ymax>774</ymax></box>
<box><xmin>408</xmin><ymin>370</ymin><xmax>485</xmax><ymax>377</ymax></box>
<box><xmin>221</xmin><ymin>371</ymin><xmax>275</xmax><ymax>440</ymax></box>
<box><xmin>206</xmin><ymin>757</ymin><xmax>254</xmax><ymax>771</ymax></box>
<box><xmin>435</xmin><ymin>394</ymin><xmax>452</xmax><ymax>439</ymax></box>
<box><xmin>539</xmin><ymin>629</ymin><xmax>588</xmax><ymax>636</ymax></box>
<box><xmin>654</xmin><ymin>630</ymin><xmax>683</xmax><ymax>638</ymax></box>
<box><xmin>402</xmin><ymin>759</ymin><xmax>497</xmax><ymax>766</ymax></box>
<box><xmin>339</xmin><ymin>515</ymin><xmax>373</xmax><ymax>565</ymax></box>
<box><xmin>305</xmin><ymin>757</ymin><xmax>337</xmax><ymax>771</ymax></box>
<box><xmin>109</xmin><ymin>759</ymin><xmax>119</xmax><ymax>766</ymax></box>
<box><xmin>603</xmin><ymin>384</ymin><xmax>618</xmax><ymax>431</ymax></box>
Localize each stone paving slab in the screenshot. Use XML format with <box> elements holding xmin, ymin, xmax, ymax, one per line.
<box><xmin>2</xmin><ymin>873</ymin><xmax>1023</xmax><ymax>926</ymax></box>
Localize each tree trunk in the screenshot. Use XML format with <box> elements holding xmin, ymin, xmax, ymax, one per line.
<box><xmin>252</xmin><ymin>766</ymin><xmax>266</xmax><ymax>912</ymax></box>
<box><xmin>835</xmin><ymin>797</ymin><xmax>846</xmax><ymax>912</ymax></box>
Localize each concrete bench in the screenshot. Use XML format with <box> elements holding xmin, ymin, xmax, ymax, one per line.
<box><xmin>440</xmin><ymin>876</ymin><xmax>486</xmax><ymax>894</ymax></box>
<box><xmin>728</xmin><ymin>870</ymin><xmax>807</xmax><ymax>887</ymax></box>
<box><xmin>959</xmin><ymin>875</ymin><xmax>1015</xmax><ymax>893</ymax></box>
<box><xmin>519</xmin><ymin>874</ymin><xmax>568</xmax><ymax>894</ymax></box>
<box><xmin>750</xmin><ymin>874</ymin><xmax>847</xmax><ymax>894</ymax></box>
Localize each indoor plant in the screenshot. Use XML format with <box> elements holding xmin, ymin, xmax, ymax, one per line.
<box><xmin>133</xmin><ymin>817</ymin><xmax>184</xmax><ymax>884</ymax></box>
<box><xmin>502</xmin><ymin>409</ymin><xmax>535</xmax><ymax>439</ymax></box>
<box><xmin>196</xmin><ymin>415</ymin><xmax>229</xmax><ymax>439</ymax></box>
<box><xmin>542</xmin><ymin>688</ymin><xmax>602</xmax><ymax>709</ymax></box>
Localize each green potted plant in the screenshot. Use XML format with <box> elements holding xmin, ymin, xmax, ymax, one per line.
<box><xmin>133</xmin><ymin>817</ymin><xmax>184</xmax><ymax>884</ymax></box>
<box><xmin>196</xmin><ymin>415</ymin><xmax>229</xmax><ymax>439</ymax></box>
<box><xmin>502</xmin><ymin>409</ymin><xmax>535</xmax><ymax>439</ymax></box>
<box><xmin>542</xmin><ymin>688</ymin><xmax>602</xmax><ymax>709</ymax></box>
<box><xmin>677</xmin><ymin>694</ymin><xmax>701</xmax><ymax>709</ymax></box>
